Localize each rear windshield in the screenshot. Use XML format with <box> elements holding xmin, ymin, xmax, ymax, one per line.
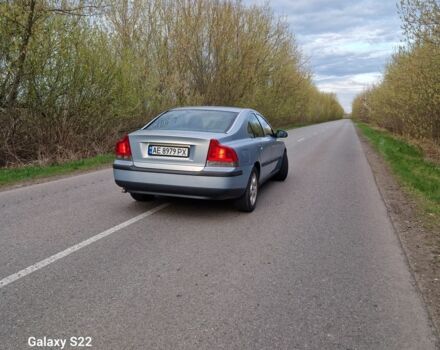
<box><xmin>146</xmin><ymin>110</ymin><xmax>238</xmax><ymax>133</ymax></box>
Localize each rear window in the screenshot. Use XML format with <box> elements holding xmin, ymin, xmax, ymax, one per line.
<box><xmin>146</xmin><ymin>110</ymin><xmax>238</xmax><ymax>133</ymax></box>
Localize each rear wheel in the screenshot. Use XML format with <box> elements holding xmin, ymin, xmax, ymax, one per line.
<box><xmin>235</xmin><ymin>168</ymin><xmax>259</xmax><ymax>212</ymax></box>
<box><xmin>273</xmin><ymin>151</ymin><xmax>288</xmax><ymax>181</ymax></box>
<box><xmin>130</xmin><ymin>192</ymin><xmax>155</xmax><ymax>202</ymax></box>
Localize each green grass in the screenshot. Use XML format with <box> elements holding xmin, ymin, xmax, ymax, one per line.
<box><xmin>0</xmin><ymin>154</ymin><xmax>114</xmax><ymax>188</ymax></box>
<box><xmin>356</xmin><ymin>122</ymin><xmax>440</xmax><ymax>216</ymax></box>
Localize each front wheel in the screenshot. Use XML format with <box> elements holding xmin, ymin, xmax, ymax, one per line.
<box><xmin>235</xmin><ymin>168</ymin><xmax>259</xmax><ymax>212</ymax></box>
<box><xmin>130</xmin><ymin>192</ymin><xmax>155</xmax><ymax>201</ymax></box>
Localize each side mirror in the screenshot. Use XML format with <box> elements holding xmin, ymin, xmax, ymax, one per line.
<box><xmin>275</xmin><ymin>129</ymin><xmax>288</xmax><ymax>138</ymax></box>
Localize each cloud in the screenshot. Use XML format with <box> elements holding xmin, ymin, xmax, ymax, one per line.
<box><xmin>244</xmin><ymin>0</ymin><xmax>402</xmax><ymax>112</ymax></box>
<box><xmin>315</xmin><ymin>72</ymin><xmax>383</xmax><ymax>111</ymax></box>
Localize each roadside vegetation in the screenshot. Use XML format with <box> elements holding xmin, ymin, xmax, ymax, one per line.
<box><xmin>352</xmin><ymin>0</ymin><xmax>440</xmax><ymax>147</ymax></box>
<box><xmin>357</xmin><ymin>122</ymin><xmax>440</xmax><ymax>217</ymax></box>
<box><xmin>0</xmin><ymin>0</ymin><xmax>344</xmax><ymax>168</ymax></box>
<box><xmin>352</xmin><ymin>0</ymin><xmax>440</xmax><ymax>216</ymax></box>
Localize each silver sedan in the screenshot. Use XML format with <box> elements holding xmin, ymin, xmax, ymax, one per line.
<box><xmin>113</xmin><ymin>107</ymin><xmax>288</xmax><ymax>212</ymax></box>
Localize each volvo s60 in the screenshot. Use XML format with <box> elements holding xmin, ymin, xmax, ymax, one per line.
<box><xmin>113</xmin><ymin>107</ymin><xmax>288</xmax><ymax>212</ymax></box>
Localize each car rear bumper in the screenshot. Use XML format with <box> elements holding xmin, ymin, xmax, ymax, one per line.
<box><xmin>113</xmin><ymin>164</ymin><xmax>249</xmax><ymax>200</ymax></box>
<box><xmin>115</xmin><ymin>180</ymin><xmax>245</xmax><ymax>199</ymax></box>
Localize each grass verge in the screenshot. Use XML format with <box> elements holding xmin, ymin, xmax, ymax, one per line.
<box><xmin>356</xmin><ymin>122</ymin><xmax>440</xmax><ymax>218</ymax></box>
<box><xmin>0</xmin><ymin>154</ymin><xmax>114</xmax><ymax>188</ymax></box>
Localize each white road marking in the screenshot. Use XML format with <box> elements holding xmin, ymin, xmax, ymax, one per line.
<box><xmin>297</xmin><ymin>137</ymin><xmax>305</xmax><ymax>142</ymax></box>
<box><xmin>0</xmin><ymin>203</ymin><xmax>169</xmax><ymax>289</ymax></box>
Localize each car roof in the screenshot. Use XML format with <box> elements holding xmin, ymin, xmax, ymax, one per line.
<box><xmin>171</xmin><ymin>106</ymin><xmax>247</xmax><ymax>113</ymax></box>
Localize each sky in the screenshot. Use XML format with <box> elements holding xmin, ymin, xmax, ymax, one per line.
<box><xmin>245</xmin><ymin>0</ymin><xmax>403</xmax><ymax>112</ymax></box>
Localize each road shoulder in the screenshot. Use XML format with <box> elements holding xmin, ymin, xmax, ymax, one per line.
<box><xmin>356</xmin><ymin>127</ymin><xmax>440</xmax><ymax>340</ymax></box>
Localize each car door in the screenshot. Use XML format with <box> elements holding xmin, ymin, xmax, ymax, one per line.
<box><xmin>256</xmin><ymin>114</ymin><xmax>282</xmax><ymax>179</ymax></box>
<box><xmin>257</xmin><ymin>114</ymin><xmax>285</xmax><ymax>158</ymax></box>
<box><xmin>247</xmin><ymin>113</ymin><xmax>272</xmax><ymax>181</ymax></box>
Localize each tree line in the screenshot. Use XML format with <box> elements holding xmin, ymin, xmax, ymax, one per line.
<box><xmin>352</xmin><ymin>0</ymin><xmax>440</xmax><ymax>145</ymax></box>
<box><xmin>0</xmin><ymin>0</ymin><xmax>344</xmax><ymax>166</ymax></box>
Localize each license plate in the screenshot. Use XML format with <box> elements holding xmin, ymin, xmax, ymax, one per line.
<box><xmin>148</xmin><ymin>145</ymin><xmax>189</xmax><ymax>158</ymax></box>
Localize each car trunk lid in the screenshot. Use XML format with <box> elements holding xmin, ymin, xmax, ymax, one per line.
<box><xmin>129</xmin><ymin>130</ymin><xmax>225</xmax><ymax>171</ymax></box>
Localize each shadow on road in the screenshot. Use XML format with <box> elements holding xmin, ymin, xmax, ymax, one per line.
<box><xmin>128</xmin><ymin>179</ymin><xmax>282</xmax><ymax>215</ymax></box>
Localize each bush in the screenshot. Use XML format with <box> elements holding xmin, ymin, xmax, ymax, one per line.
<box><xmin>352</xmin><ymin>0</ymin><xmax>440</xmax><ymax>145</ymax></box>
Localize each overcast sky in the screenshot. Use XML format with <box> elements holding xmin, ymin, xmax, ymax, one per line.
<box><xmin>245</xmin><ymin>0</ymin><xmax>403</xmax><ymax>112</ymax></box>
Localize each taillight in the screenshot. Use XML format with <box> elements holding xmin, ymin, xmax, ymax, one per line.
<box><xmin>206</xmin><ymin>139</ymin><xmax>238</xmax><ymax>167</ymax></box>
<box><xmin>115</xmin><ymin>135</ymin><xmax>132</xmax><ymax>159</ymax></box>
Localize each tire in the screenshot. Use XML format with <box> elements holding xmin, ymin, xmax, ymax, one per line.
<box><xmin>130</xmin><ymin>192</ymin><xmax>155</xmax><ymax>201</ymax></box>
<box><xmin>273</xmin><ymin>151</ymin><xmax>288</xmax><ymax>181</ymax></box>
<box><xmin>235</xmin><ymin>168</ymin><xmax>259</xmax><ymax>212</ymax></box>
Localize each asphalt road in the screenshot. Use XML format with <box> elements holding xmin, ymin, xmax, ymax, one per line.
<box><xmin>0</xmin><ymin>119</ymin><xmax>437</xmax><ymax>349</ymax></box>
